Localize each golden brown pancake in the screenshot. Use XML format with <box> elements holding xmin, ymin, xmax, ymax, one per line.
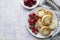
<box><xmin>37</xmin><ymin>19</ymin><xmax>44</xmax><ymax>28</ymax></box>
<box><xmin>49</xmin><ymin>20</ymin><xmax>56</xmax><ymax>30</ymax></box>
<box><xmin>35</xmin><ymin>8</ymin><xmax>46</xmax><ymax>18</ymax></box>
<box><xmin>42</xmin><ymin>15</ymin><xmax>52</xmax><ymax>26</ymax></box>
<box><xmin>46</xmin><ymin>10</ymin><xmax>53</xmax><ymax>18</ymax></box>
<box><xmin>40</xmin><ymin>26</ymin><xmax>51</xmax><ymax>36</ymax></box>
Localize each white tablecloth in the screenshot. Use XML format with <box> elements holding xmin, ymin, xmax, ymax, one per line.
<box><xmin>0</xmin><ymin>0</ymin><xmax>60</xmax><ymax>40</ymax></box>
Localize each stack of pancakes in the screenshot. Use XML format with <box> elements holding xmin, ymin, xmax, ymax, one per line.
<box><xmin>35</xmin><ymin>8</ymin><xmax>56</xmax><ymax>36</ymax></box>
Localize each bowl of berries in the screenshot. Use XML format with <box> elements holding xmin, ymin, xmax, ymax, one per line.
<box><xmin>21</xmin><ymin>0</ymin><xmax>40</xmax><ymax>9</ymax></box>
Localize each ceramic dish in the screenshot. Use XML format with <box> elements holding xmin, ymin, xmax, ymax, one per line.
<box><xmin>21</xmin><ymin>0</ymin><xmax>40</xmax><ymax>9</ymax></box>
<box><xmin>27</xmin><ymin>7</ymin><xmax>58</xmax><ymax>38</ymax></box>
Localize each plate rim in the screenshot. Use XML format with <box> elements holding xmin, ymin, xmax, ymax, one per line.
<box><xmin>27</xmin><ymin>7</ymin><xmax>58</xmax><ymax>38</ymax></box>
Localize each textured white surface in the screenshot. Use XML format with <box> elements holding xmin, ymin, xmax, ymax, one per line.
<box><xmin>0</xmin><ymin>0</ymin><xmax>60</xmax><ymax>40</ymax></box>
<box><xmin>0</xmin><ymin>0</ymin><xmax>22</xmax><ymax>40</ymax></box>
<box><xmin>54</xmin><ymin>0</ymin><xmax>60</xmax><ymax>6</ymax></box>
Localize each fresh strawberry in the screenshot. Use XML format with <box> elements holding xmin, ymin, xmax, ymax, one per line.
<box><xmin>32</xmin><ymin>0</ymin><xmax>36</xmax><ymax>5</ymax></box>
<box><xmin>32</xmin><ymin>28</ymin><xmax>35</xmax><ymax>32</ymax></box>
<box><xmin>29</xmin><ymin>12</ymin><xmax>35</xmax><ymax>17</ymax></box>
<box><xmin>30</xmin><ymin>19</ymin><xmax>35</xmax><ymax>24</ymax></box>
<box><xmin>29</xmin><ymin>14</ymin><xmax>32</xmax><ymax>17</ymax></box>
<box><xmin>34</xmin><ymin>15</ymin><xmax>39</xmax><ymax>22</ymax></box>
<box><xmin>34</xmin><ymin>15</ymin><xmax>38</xmax><ymax>18</ymax></box>
<box><xmin>28</xmin><ymin>18</ymin><xmax>35</xmax><ymax>25</ymax></box>
<box><xmin>32</xmin><ymin>28</ymin><xmax>37</xmax><ymax>34</ymax></box>
<box><xmin>24</xmin><ymin>0</ymin><xmax>36</xmax><ymax>7</ymax></box>
<box><xmin>28</xmin><ymin>2</ymin><xmax>33</xmax><ymax>7</ymax></box>
<box><xmin>32</xmin><ymin>26</ymin><xmax>38</xmax><ymax>35</ymax></box>
<box><xmin>29</xmin><ymin>25</ymin><xmax>34</xmax><ymax>29</ymax></box>
<box><xmin>28</xmin><ymin>12</ymin><xmax>39</xmax><ymax>25</ymax></box>
<box><xmin>34</xmin><ymin>16</ymin><xmax>38</xmax><ymax>22</ymax></box>
<box><xmin>34</xmin><ymin>31</ymin><xmax>37</xmax><ymax>34</ymax></box>
<box><xmin>34</xmin><ymin>26</ymin><xmax>38</xmax><ymax>31</ymax></box>
<box><xmin>32</xmin><ymin>12</ymin><xmax>35</xmax><ymax>16</ymax></box>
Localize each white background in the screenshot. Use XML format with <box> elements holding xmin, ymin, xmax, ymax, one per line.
<box><xmin>0</xmin><ymin>0</ymin><xmax>60</xmax><ymax>40</ymax></box>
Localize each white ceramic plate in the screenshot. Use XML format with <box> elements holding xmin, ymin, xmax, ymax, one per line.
<box><xmin>27</xmin><ymin>7</ymin><xmax>58</xmax><ymax>38</ymax></box>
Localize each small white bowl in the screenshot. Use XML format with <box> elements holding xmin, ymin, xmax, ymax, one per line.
<box><xmin>21</xmin><ymin>0</ymin><xmax>40</xmax><ymax>9</ymax></box>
